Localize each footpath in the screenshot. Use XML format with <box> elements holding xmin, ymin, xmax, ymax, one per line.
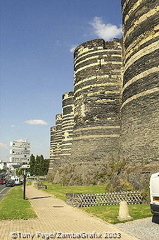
<box><xmin>0</xmin><ymin>184</ymin><xmax>139</xmax><ymax>240</ymax></box>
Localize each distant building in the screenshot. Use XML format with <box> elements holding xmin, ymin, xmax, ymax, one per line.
<box><xmin>0</xmin><ymin>160</ymin><xmax>7</xmax><ymax>170</ymax></box>
<box><xmin>10</xmin><ymin>140</ymin><xmax>30</xmax><ymax>166</ymax></box>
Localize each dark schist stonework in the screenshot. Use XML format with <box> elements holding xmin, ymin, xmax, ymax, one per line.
<box><xmin>121</xmin><ymin>0</ymin><xmax>157</xmax><ymax>20</ymax></box>
<box><xmin>71</xmin><ymin>138</ymin><xmax>120</xmax><ymax>163</ymax></box>
<box><xmin>48</xmin><ymin>0</ymin><xmax>159</xmax><ymax>185</ymax></box>
<box><xmin>124</xmin><ymin>36</ymin><xmax>159</xmax><ymax>64</ymax></box>
<box><xmin>121</xmin><ymin>0</ymin><xmax>159</xmax><ymax>164</ymax></box>
<box><xmin>123</xmin><ymin>50</ymin><xmax>159</xmax><ymax>85</ymax></box>
<box><xmin>71</xmin><ymin>38</ymin><xmax>122</xmax><ymax>163</ymax></box>
<box><xmin>120</xmin><ymin>92</ymin><xmax>159</xmax><ymax>164</ymax></box>
<box><xmin>54</xmin><ymin>93</ymin><xmax>74</xmax><ymax>165</ymax></box>
<box><xmin>49</xmin><ymin>114</ymin><xmax>63</xmax><ymax>170</ymax></box>
<box><xmin>122</xmin><ymin>72</ymin><xmax>159</xmax><ymax>103</ymax></box>
<box><xmin>60</xmin><ymin>92</ymin><xmax>74</xmax><ymax>162</ymax></box>
<box><xmin>124</xmin><ymin>13</ymin><xmax>159</xmax><ymax>48</ymax></box>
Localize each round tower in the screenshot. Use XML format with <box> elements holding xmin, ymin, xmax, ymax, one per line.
<box><xmin>61</xmin><ymin>91</ymin><xmax>74</xmax><ymax>162</ymax></box>
<box><xmin>53</xmin><ymin>114</ymin><xmax>62</xmax><ymax>166</ymax></box>
<box><xmin>121</xmin><ymin>0</ymin><xmax>159</xmax><ymax>164</ymax></box>
<box><xmin>49</xmin><ymin>126</ymin><xmax>56</xmax><ymax>171</ymax></box>
<box><xmin>71</xmin><ymin>39</ymin><xmax>122</xmax><ymax>162</ymax></box>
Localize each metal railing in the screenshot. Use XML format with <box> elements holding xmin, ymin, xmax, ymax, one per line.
<box><xmin>66</xmin><ymin>191</ymin><xmax>143</xmax><ymax>207</ymax></box>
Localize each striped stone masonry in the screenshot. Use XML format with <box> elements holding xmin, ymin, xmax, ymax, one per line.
<box><xmin>120</xmin><ymin>0</ymin><xmax>159</xmax><ymax>164</ymax></box>
<box><xmin>49</xmin><ymin>126</ymin><xmax>56</xmax><ymax>171</ymax></box>
<box><xmin>61</xmin><ymin>91</ymin><xmax>74</xmax><ymax>162</ymax></box>
<box><xmin>49</xmin><ymin>114</ymin><xmax>63</xmax><ymax>168</ymax></box>
<box><xmin>49</xmin><ymin>0</ymin><xmax>159</xmax><ymax>178</ymax></box>
<box><xmin>71</xmin><ymin>38</ymin><xmax>122</xmax><ymax>162</ymax></box>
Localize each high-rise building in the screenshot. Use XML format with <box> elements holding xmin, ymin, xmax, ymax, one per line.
<box><xmin>10</xmin><ymin>140</ymin><xmax>30</xmax><ymax>166</ymax></box>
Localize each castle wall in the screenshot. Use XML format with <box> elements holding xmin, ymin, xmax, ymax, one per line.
<box><xmin>49</xmin><ymin>126</ymin><xmax>56</xmax><ymax>171</ymax></box>
<box><xmin>121</xmin><ymin>0</ymin><xmax>159</xmax><ymax>164</ymax></box>
<box><xmin>49</xmin><ymin>113</ymin><xmax>63</xmax><ymax>170</ymax></box>
<box><xmin>61</xmin><ymin>91</ymin><xmax>74</xmax><ymax>162</ymax></box>
<box><xmin>71</xmin><ymin>39</ymin><xmax>122</xmax><ymax>162</ymax></box>
<box><xmin>48</xmin><ymin>0</ymin><xmax>159</xmax><ymax>185</ymax></box>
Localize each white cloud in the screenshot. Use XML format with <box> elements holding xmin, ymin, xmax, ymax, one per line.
<box><xmin>70</xmin><ymin>45</ymin><xmax>77</xmax><ymax>53</ymax></box>
<box><xmin>16</xmin><ymin>139</ymin><xmax>26</xmax><ymax>142</ymax></box>
<box><xmin>24</xmin><ymin>119</ymin><xmax>48</xmax><ymax>125</ymax></box>
<box><xmin>90</xmin><ymin>17</ymin><xmax>122</xmax><ymax>41</ymax></box>
<box><xmin>0</xmin><ymin>143</ymin><xmax>8</xmax><ymax>149</ymax></box>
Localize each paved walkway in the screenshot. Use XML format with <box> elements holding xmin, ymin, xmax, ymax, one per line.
<box><xmin>0</xmin><ymin>184</ymin><xmax>139</xmax><ymax>240</ymax></box>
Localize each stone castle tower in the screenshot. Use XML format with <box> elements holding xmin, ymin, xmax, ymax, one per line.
<box><xmin>48</xmin><ymin>0</ymin><xmax>159</xmax><ymax>183</ymax></box>
<box><xmin>71</xmin><ymin>39</ymin><xmax>122</xmax><ymax>163</ymax></box>
<box><xmin>120</xmin><ymin>0</ymin><xmax>159</xmax><ymax>164</ymax></box>
<box><xmin>49</xmin><ymin>114</ymin><xmax>62</xmax><ymax>171</ymax></box>
<box><xmin>49</xmin><ymin>92</ymin><xmax>74</xmax><ymax>172</ymax></box>
<box><xmin>49</xmin><ymin>126</ymin><xmax>56</xmax><ymax>171</ymax></box>
<box><xmin>61</xmin><ymin>91</ymin><xmax>74</xmax><ymax>162</ymax></box>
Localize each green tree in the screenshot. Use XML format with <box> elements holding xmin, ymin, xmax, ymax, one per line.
<box><xmin>39</xmin><ymin>155</ymin><xmax>45</xmax><ymax>176</ymax></box>
<box><xmin>43</xmin><ymin>159</ymin><xmax>50</xmax><ymax>175</ymax></box>
<box><xmin>34</xmin><ymin>155</ymin><xmax>40</xmax><ymax>176</ymax></box>
<box><xmin>16</xmin><ymin>168</ymin><xmax>23</xmax><ymax>176</ymax></box>
<box><xmin>29</xmin><ymin>154</ymin><xmax>35</xmax><ymax>176</ymax></box>
<box><xmin>29</xmin><ymin>154</ymin><xmax>50</xmax><ymax>176</ymax></box>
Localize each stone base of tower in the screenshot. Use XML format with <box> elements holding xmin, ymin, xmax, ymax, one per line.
<box><xmin>47</xmin><ymin>160</ymin><xmax>159</xmax><ymax>199</ymax></box>
<box><xmin>70</xmin><ymin>136</ymin><xmax>120</xmax><ymax>163</ymax></box>
<box><xmin>120</xmin><ymin>92</ymin><xmax>159</xmax><ymax>164</ymax></box>
<box><xmin>48</xmin><ymin>161</ymin><xmax>116</xmax><ymax>186</ymax></box>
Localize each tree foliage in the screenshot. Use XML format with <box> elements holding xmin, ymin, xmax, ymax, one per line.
<box><xmin>29</xmin><ymin>154</ymin><xmax>49</xmax><ymax>176</ymax></box>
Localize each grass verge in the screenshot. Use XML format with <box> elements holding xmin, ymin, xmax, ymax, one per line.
<box><xmin>0</xmin><ymin>186</ymin><xmax>37</xmax><ymax>220</ymax></box>
<box><xmin>43</xmin><ymin>181</ymin><xmax>107</xmax><ymax>201</ymax></box>
<box><xmin>83</xmin><ymin>204</ymin><xmax>152</xmax><ymax>224</ymax></box>
<box><xmin>26</xmin><ymin>181</ymin><xmax>32</xmax><ymax>186</ymax></box>
<box><xmin>43</xmin><ymin>182</ymin><xmax>152</xmax><ymax>223</ymax></box>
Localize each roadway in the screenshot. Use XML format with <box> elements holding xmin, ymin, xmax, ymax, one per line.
<box><xmin>0</xmin><ymin>184</ymin><xmax>11</xmax><ymax>201</ymax></box>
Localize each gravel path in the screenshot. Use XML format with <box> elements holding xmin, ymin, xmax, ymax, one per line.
<box><xmin>116</xmin><ymin>217</ymin><xmax>159</xmax><ymax>240</ymax></box>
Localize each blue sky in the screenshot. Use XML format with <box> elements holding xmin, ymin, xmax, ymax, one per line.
<box><xmin>0</xmin><ymin>0</ymin><xmax>122</xmax><ymax>162</ymax></box>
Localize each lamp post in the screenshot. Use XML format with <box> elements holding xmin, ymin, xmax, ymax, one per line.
<box><xmin>23</xmin><ymin>169</ymin><xmax>26</xmax><ymax>200</ymax></box>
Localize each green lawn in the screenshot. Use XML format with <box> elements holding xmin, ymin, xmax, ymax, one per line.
<box><xmin>43</xmin><ymin>182</ymin><xmax>152</xmax><ymax>224</ymax></box>
<box><xmin>0</xmin><ymin>182</ymin><xmax>152</xmax><ymax>223</ymax></box>
<box><xmin>83</xmin><ymin>204</ymin><xmax>152</xmax><ymax>224</ymax></box>
<box><xmin>43</xmin><ymin>181</ymin><xmax>107</xmax><ymax>201</ymax></box>
<box><xmin>0</xmin><ymin>186</ymin><xmax>37</xmax><ymax>220</ymax></box>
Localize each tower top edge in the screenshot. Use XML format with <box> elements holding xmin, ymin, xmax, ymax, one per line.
<box><xmin>56</xmin><ymin>113</ymin><xmax>62</xmax><ymax>119</ymax></box>
<box><xmin>74</xmin><ymin>38</ymin><xmax>122</xmax><ymax>56</ymax></box>
<box><xmin>62</xmin><ymin>91</ymin><xmax>74</xmax><ymax>97</ymax></box>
